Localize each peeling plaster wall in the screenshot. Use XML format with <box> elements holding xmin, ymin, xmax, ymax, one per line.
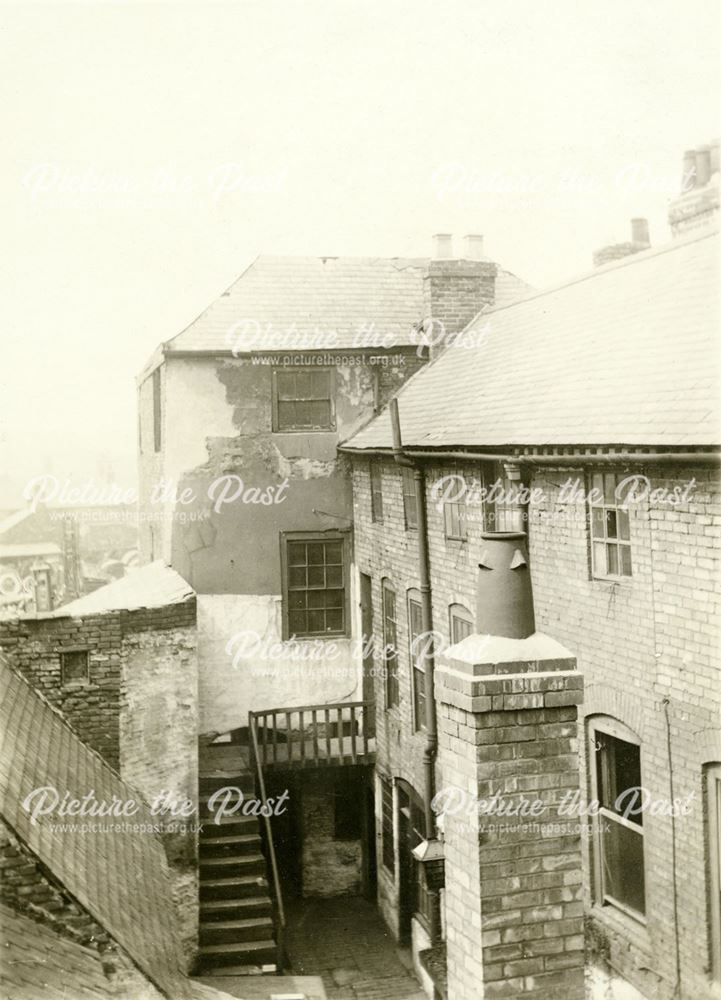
<box><xmin>119</xmin><ymin>623</ymin><xmax>199</xmax><ymax>965</ymax></box>
<box><xmin>197</xmin><ymin>593</ymin><xmax>361</xmax><ymax>733</ymax></box>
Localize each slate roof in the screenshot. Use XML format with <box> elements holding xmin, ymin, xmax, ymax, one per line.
<box><xmin>0</xmin><ymin>904</ymin><xmax>116</xmax><ymax>1000</ymax></box>
<box><xmin>344</xmin><ymin>229</ymin><xmax>720</xmax><ymax>451</ymax></box>
<box><xmin>162</xmin><ymin>255</ymin><xmax>532</xmax><ymax>355</ymax></box>
<box><xmin>54</xmin><ymin>560</ymin><xmax>194</xmax><ymax>617</ymax></box>
<box><xmin>0</xmin><ymin>661</ymin><xmax>189</xmax><ymax>998</ymax></box>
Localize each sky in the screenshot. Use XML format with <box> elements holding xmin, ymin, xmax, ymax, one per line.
<box><xmin>1</xmin><ymin>0</ymin><xmax>719</xmax><ymax>504</ymax></box>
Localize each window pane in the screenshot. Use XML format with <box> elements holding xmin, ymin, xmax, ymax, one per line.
<box><xmin>607</xmin><ymin>544</ymin><xmax>619</xmax><ymax>575</ymax></box>
<box><xmin>326</xmin><ymin>609</ymin><xmax>343</xmax><ymax>632</ymax></box>
<box><xmin>597</xmin><ymin>733</ymin><xmax>642</xmax><ymax>822</ymax></box>
<box><xmin>604</xmin><ymin>474</ymin><xmax>617</xmax><ymax>503</ymax></box>
<box><xmin>295</xmin><ymin>371</ymin><xmax>312</xmax><ymax>398</ymax></box>
<box><xmin>277</xmin><ymin>401</ymin><xmax>297</xmax><ymax>429</ymax></box>
<box><xmin>452</xmin><ymin>614</ymin><xmax>473</xmax><ymax>644</ymax></box>
<box><xmin>289</xmin><ymin>591</ymin><xmax>306</xmax><ymax>610</ymax></box>
<box><xmin>311</xmin><ymin>370</ymin><xmax>330</xmax><ymax>398</ymax></box>
<box><xmin>307</xmin><ymin>610</ymin><xmax>324</xmax><ymax>633</ymax></box>
<box><xmin>288</xmin><ymin>543</ymin><xmax>306</xmax><ymax>565</ymax></box>
<box><xmin>307</xmin><ymin>565</ymin><xmax>325</xmax><ymax>587</ymax></box>
<box><xmin>326</xmin><ymin>565</ymin><xmax>342</xmax><ymax>587</ymax></box>
<box><xmin>593</xmin><ymin>542</ymin><xmax>606</xmax><ymax>576</ymax></box>
<box><xmin>307</xmin><ymin>543</ymin><xmax>324</xmax><ymax>564</ymax></box>
<box><xmin>618</xmin><ymin>509</ymin><xmax>630</xmax><ymax>541</ymax></box>
<box><xmin>592</xmin><ymin>507</ymin><xmax>605</xmax><ymax>538</ymax></box>
<box><xmin>289</xmin><ymin>566</ymin><xmax>306</xmax><ymax>588</ymax></box>
<box><xmin>289</xmin><ymin>611</ymin><xmax>307</xmax><ymax>634</ymax></box>
<box><xmin>620</xmin><ymin>545</ymin><xmax>632</xmax><ymax>576</ymax></box>
<box><xmin>326</xmin><ymin>543</ymin><xmax>343</xmax><ymax>563</ymax></box>
<box><xmin>592</xmin><ymin>473</ymin><xmax>604</xmax><ymax>498</ymax></box>
<box><xmin>276</xmin><ymin>371</ymin><xmax>295</xmax><ymax>398</ymax></box>
<box><xmin>606</xmin><ymin>509</ymin><xmax>618</xmax><ymax>539</ymax></box>
<box><xmin>308</xmin><ymin>590</ymin><xmax>326</xmax><ymax>609</ymax></box>
<box><xmin>326</xmin><ymin>589</ymin><xmax>343</xmax><ymax>608</ymax></box>
<box><xmin>601</xmin><ymin>818</ymin><xmax>645</xmax><ymax>916</ymax></box>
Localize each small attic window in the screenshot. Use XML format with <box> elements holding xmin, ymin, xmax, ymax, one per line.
<box><xmin>61</xmin><ymin>648</ymin><xmax>89</xmax><ymax>684</ymax></box>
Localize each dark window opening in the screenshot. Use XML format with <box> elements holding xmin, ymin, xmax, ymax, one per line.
<box><xmin>61</xmin><ymin>649</ymin><xmax>89</xmax><ymax>684</ymax></box>
<box><xmin>381</xmin><ymin>776</ymin><xmax>395</xmax><ymax>873</ymax></box>
<box><xmin>408</xmin><ymin>593</ymin><xmax>425</xmax><ymax>731</ymax></box>
<box><xmin>402</xmin><ymin>468</ymin><xmax>418</xmax><ymax>530</ymax></box>
<box><xmin>273</xmin><ymin>368</ymin><xmax>334</xmax><ymax>431</ymax></box>
<box><xmin>449</xmin><ymin>604</ymin><xmax>474</xmax><ymax>644</ymax></box>
<box><xmin>383</xmin><ymin>581</ymin><xmax>399</xmax><ymax>708</ymax></box>
<box><xmin>370</xmin><ymin>460</ymin><xmax>384</xmax><ymax>523</ymax></box>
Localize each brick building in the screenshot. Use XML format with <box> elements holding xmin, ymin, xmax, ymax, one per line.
<box><xmin>341</xmin><ymin>225</ymin><xmax>721</xmax><ymax>998</ymax></box>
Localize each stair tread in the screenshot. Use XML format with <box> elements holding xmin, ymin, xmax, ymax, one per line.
<box><xmin>200</xmin><ymin>875</ymin><xmax>268</xmax><ymax>887</ymax></box>
<box><xmin>199</xmin><ymin>940</ymin><xmax>276</xmax><ymax>955</ymax></box>
<box><xmin>200</xmin><ymin>917</ymin><xmax>272</xmax><ymax>930</ymax></box>
<box><xmin>201</xmin><ymin>897</ymin><xmax>271</xmax><ymax>910</ymax></box>
<box><xmin>200</xmin><ymin>853</ymin><xmax>264</xmax><ymax>865</ymax></box>
<box><xmin>201</xmin><ymin>833</ymin><xmax>260</xmax><ymax>845</ymax></box>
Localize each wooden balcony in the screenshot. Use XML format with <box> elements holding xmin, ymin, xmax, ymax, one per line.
<box><xmin>249</xmin><ymin>701</ymin><xmax>376</xmax><ymax>770</ymax></box>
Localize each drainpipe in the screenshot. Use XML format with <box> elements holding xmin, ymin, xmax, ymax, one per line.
<box><xmin>389</xmin><ymin>398</ymin><xmax>440</xmax><ymax>944</ymax></box>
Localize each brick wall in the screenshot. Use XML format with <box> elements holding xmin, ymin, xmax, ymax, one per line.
<box><xmin>0</xmin><ymin>599</ymin><xmax>196</xmax><ymax>772</ymax></box>
<box><xmin>351</xmin><ymin>455</ymin><xmax>721</xmax><ymax>998</ymax></box>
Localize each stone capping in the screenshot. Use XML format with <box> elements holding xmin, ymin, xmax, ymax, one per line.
<box><xmin>436</xmin><ymin>668</ymin><xmax>583</xmax><ymax>714</ymax></box>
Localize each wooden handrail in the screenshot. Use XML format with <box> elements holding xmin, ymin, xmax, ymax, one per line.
<box><xmin>250</xmin><ymin>701</ymin><xmax>376</xmax><ymax>770</ymax></box>
<box><xmin>248</xmin><ymin>712</ymin><xmax>286</xmax><ymax>972</ymax></box>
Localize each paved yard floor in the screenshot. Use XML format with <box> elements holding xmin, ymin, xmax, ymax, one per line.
<box><xmin>285</xmin><ymin>897</ymin><xmax>427</xmax><ymax>1000</ymax></box>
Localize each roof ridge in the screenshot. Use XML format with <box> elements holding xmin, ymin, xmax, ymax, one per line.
<box><xmin>463</xmin><ymin>226</ymin><xmax>720</xmax><ymax>326</ymax></box>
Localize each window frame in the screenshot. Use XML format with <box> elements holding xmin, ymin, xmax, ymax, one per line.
<box><xmin>588</xmin><ymin>471</ymin><xmax>633</xmax><ymax>580</ymax></box>
<box><xmin>407</xmin><ymin>589</ymin><xmax>426</xmax><ymax>732</ymax></box>
<box><xmin>449</xmin><ymin>603</ymin><xmax>474</xmax><ymax>645</ymax></box>
<box><xmin>443</xmin><ymin>467</ymin><xmax>468</xmax><ymax>541</ymax></box>
<box><xmin>370</xmin><ymin>460</ymin><xmax>384</xmax><ymax>523</ymax></box>
<box><xmin>401</xmin><ymin>467</ymin><xmax>418</xmax><ymax>531</ymax></box>
<box><xmin>588</xmin><ymin>717</ymin><xmax>646</xmax><ymax>925</ymax></box>
<box><xmin>271</xmin><ymin>366</ymin><xmax>335</xmax><ymax>433</ymax></box>
<box><xmin>382</xmin><ymin>580</ymin><xmax>399</xmax><ymax>709</ymax></box>
<box><xmin>60</xmin><ymin>647</ymin><xmax>90</xmax><ymax>685</ymax></box>
<box><xmin>707</xmin><ymin>762</ymin><xmax>721</xmax><ymax>984</ymax></box>
<box><xmin>280</xmin><ymin>530</ymin><xmax>350</xmax><ymax>640</ymax></box>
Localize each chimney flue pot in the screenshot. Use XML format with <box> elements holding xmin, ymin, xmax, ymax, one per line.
<box><xmin>695</xmin><ymin>146</ymin><xmax>712</xmax><ymax>187</ymax></box>
<box><xmin>631</xmin><ymin>218</ymin><xmax>650</xmax><ymax>246</ymax></box>
<box><xmin>432</xmin><ymin>234</ymin><xmax>453</xmax><ymax>259</ymax></box>
<box><xmin>462</xmin><ymin>234</ymin><xmax>484</xmax><ymax>260</ymax></box>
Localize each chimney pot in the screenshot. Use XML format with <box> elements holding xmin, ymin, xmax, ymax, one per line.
<box><xmin>631</xmin><ymin>217</ymin><xmax>650</xmax><ymax>246</ymax></box>
<box><xmin>462</xmin><ymin>234</ymin><xmax>484</xmax><ymax>260</ymax></box>
<box><xmin>695</xmin><ymin>145</ymin><xmax>712</xmax><ymax>187</ymax></box>
<box><xmin>432</xmin><ymin>234</ymin><xmax>453</xmax><ymax>259</ymax></box>
<box><xmin>682</xmin><ymin>149</ymin><xmax>697</xmax><ymax>190</ymax></box>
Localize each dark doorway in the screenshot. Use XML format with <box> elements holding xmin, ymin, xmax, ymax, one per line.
<box><xmin>360</xmin><ymin>572</ymin><xmax>376</xmax><ymax>737</ymax></box>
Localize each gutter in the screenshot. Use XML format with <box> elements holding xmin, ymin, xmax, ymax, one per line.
<box><xmin>340</xmin><ymin>445</ymin><xmax>721</xmax><ymax>465</ymax></box>
<box><xmin>389</xmin><ymin>398</ymin><xmax>441</xmax><ymax>944</ymax></box>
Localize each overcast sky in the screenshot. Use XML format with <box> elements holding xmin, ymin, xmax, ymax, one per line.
<box><xmin>1</xmin><ymin>0</ymin><xmax>719</xmax><ymax>502</ymax></box>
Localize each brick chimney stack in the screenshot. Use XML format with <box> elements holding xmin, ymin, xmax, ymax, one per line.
<box><xmin>592</xmin><ymin>218</ymin><xmax>651</xmax><ymax>267</ymax></box>
<box><xmin>434</xmin><ymin>528</ymin><xmax>585</xmax><ymax>1000</ymax></box>
<box><xmin>423</xmin><ymin>233</ymin><xmax>497</xmax><ymax>358</ymax></box>
<box><xmin>669</xmin><ymin>139</ymin><xmax>720</xmax><ymax>236</ymax></box>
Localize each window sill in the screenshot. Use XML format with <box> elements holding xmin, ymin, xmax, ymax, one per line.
<box><xmin>589</xmin><ymin>902</ymin><xmax>652</xmax><ymax>956</ymax></box>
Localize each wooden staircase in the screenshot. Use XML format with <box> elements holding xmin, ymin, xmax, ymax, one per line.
<box><xmin>198</xmin><ymin>751</ymin><xmax>278</xmax><ymax>975</ymax></box>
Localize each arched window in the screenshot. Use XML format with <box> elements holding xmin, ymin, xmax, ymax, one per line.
<box><xmin>588</xmin><ymin>716</ymin><xmax>645</xmax><ymax>922</ymax></box>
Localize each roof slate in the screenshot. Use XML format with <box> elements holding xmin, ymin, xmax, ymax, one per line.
<box><xmin>345</xmin><ymin>229</ymin><xmax>720</xmax><ymax>451</ymax></box>
<box><xmin>164</xmin><ymin>255</ymin><xmax>531</xmax><ymax>355</ymax></box>
<box><xmin>0</xmin><ymin>663</ymin><xmax>189</xmax><ymax>998</ymax></box>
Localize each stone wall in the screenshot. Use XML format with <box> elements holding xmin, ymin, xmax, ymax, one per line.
<box><xmin>300</xmin><ymin>770</ymin><xmax>363</xmax><ymax>897</ymax></box>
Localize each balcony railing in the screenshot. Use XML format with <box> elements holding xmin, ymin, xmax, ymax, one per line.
<box><xmin>248</xmin><ymin>701</ymin><xmax>376</xmax><ymax>770</ymax></box>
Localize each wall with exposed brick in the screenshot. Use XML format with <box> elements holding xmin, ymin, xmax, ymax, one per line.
<box><xmin>119</xmin><ymin>618</ymin><xmax>199</xmax><ymax>964</ymax></box>
<box><xmin>351</xmin><ymin>455</ymin><xmax>721</xmax><ymax>999</ymax></box>
<box><xmin>0</xmin><ymin>599</ymin><xmax>197</xmax><ymax>774</ymax></box>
